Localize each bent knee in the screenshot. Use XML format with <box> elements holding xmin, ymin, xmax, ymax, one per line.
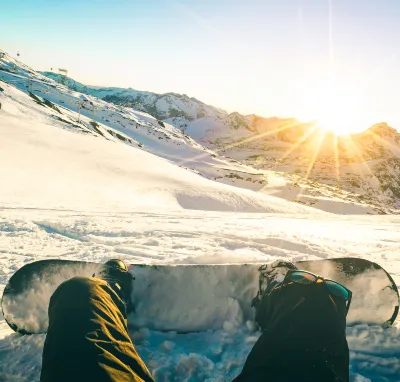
<box><xmin>50</xmin><ymin>277</ymin><xmax>108</xmax><ymax>305</ymax></box>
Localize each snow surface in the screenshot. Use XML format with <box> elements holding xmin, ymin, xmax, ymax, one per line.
<box><xmin>1</xmin><ymin>211</ymin><xmax>400</xmax><ymax>381</ymax></box>
<box><xmin>0</xmin><ymin>81</ymin><xmax>314</xmax><ymax>215</ymax></box>
<box><xmin>0</xmin><ymin>51</ymin><xmax>400</xmax><ymax>381</ymax></box>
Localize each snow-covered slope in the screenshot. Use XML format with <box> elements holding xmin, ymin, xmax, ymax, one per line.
<box><xmin>1</xmin><ymin>51</ymin><xmax>399</xmax><ymax>381</ymax></box>
<box><xmin>1</xmin><ymin>53</ymin><xmax>278</xmax><ymax>199</ymax></box>
<box><xmin>41</xmin><ymin>69</ymin><xmax>400</xmax><ymax>215</ymax></box>
<box><xmin>211</xmin><ymin>121</ymin><xmax>400</xmax><ymax>213</ymax></box>
<box><xmin>41</xmin><ymin>71</ymin><xmax>230</xmax><ymax>126</ymax></box>
<box><xmin>0</xmin><ymin>79</ymin><xmax>314</xmax><ymax>215</ymax></box>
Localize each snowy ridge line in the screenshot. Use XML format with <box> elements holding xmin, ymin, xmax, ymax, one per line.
<box><xmin>1</xmin><ymin>50</ymin><xmax>296</xmax><ymax>203</ymax></box>
<box><xmin>0</xmin><ymin>69</ymin><xmax>319</xmax><ymax>214</ymax></box>
<box><xmin>0</xmin><ymin>70</ymin><xmax>56</xmax><ymax>87</ymax></box>
<box><xmin>39</xmin><ymin>60</ymin><xmax>400</xmax><ymax>215</ymax></box>
<box><xmin>0</xmin><ymin>77</ymin><xmax>142</xmax><ymax>149</ymax></box>
<box><xmin>6</xmin><ymin>49</ymin><xmax>399</xmax><ymax>215</ymax></box>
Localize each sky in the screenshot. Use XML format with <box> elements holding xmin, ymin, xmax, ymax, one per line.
<box><xmin>1</xmin><ymin>0</ymin><xmax>400</xmax><ymax>133</ymax></box>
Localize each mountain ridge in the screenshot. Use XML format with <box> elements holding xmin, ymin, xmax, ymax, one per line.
<box><xmin>0</xmin><ymin>54</ymin><xmax>397</xmax><ymax>214</ymax></box>
<box><xmin>41</xmin><ymin>68</ymin><xmax>400</xmax><ymax>213</ymax></box>
<box><xmin>37</xmin><ymin>70</ymin><xmax>400</xmax><ymax>214</ymax></box>
<box><xmin>41</xmin><ymin>70</ymin><xmax>397</xmax><ymax>138</ymax></box>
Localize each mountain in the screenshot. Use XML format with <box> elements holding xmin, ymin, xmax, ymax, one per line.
<box><xmin>2</xmin><ymin>52</ymin><xmax>400</xmax><ymax>382</ymax></box>
<box><xmin>1</xmin><ymin>50</ymin><xmax>317</xmax><ymax>214</ymax></box>
<box><xmin>40</xmin><ymin>70</ymin><xmax>400</xmax><ymax>214</ymax></box>
<box><xmin>40</xmin><ymin>71</ymin><xmax>310</xmax><ymax>137</ymax></box>
<box><xmin>211</xmin><ymin>121</ymin><xmax>400</xmax><ymax>213</ymax></box>
<box><xmin>40</xmin><ymin>71</ymin><xmax>235</xmax><ymax>130</ymax></box>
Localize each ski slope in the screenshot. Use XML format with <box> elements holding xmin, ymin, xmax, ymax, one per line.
<box><xmin>0</xmin><ymin>52</ymin><xmax>273</xmax><ymax>197</ymax></box>
<box><xmin>0</xmin><ymin>52</ymin><xmax>399</xmax><ymax>381</ymax></box>
<box><xmin>0</xmin><ymin>81</ymin><xmax>314</xmax><ymax>215</ymax></box>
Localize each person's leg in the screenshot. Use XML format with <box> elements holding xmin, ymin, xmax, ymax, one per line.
<box><xmin>40</xmin><ymin>277</ymin><xmax>154</xmax><ymax>382</ymax></box>
<box><xmin>235</xmin><ymin>277</ymin><xmax>349</xmax><ymax>382</ymax></box>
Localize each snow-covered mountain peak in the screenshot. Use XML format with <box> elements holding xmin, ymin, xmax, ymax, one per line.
<box><xmin>1</xmin><ymin>50</ymin><xmax>400</xmax><ymax>382</ymax></box>
<box><xmin>2</xmin><ymin>50</ymin><xmax>322</xmax><ymax>215</ymax></box>
<box><xmin>364</xmin><ymin>122</ymin><xmax>399</xmax><ymax>141</ymax></box>
<box><xmin>37</xmin><ymin>63</ymin><xmax>400</xmax><ymax>214</ymax></box>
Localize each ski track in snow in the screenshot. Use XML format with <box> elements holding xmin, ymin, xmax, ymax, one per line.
<box><xmin>1</xmin><ymin>209</ymin><xmax>400</xmax><ymax>381</ymax></box>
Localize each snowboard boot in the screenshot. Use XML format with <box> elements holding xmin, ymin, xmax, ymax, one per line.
<box><xmin>251</xmin><ymin>259</ymin><xmax>297</xmax><ymax>312</ymax></box>
<box><xmin>95</xmin><ymin>259</ymin><xmax>135</xmax><ymax>313</ymax></box>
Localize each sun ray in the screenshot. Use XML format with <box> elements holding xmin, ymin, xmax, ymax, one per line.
<box><xmin>332</xmin><ymin>134</ymin><xmax>341</xmax><ymax>186</ymax></box>
<box><xmin>304</xmin><ymin>130</ymin><xmax>326</xmax><ymax>180</ymax></box>
<box><xmin>344</xmin><ymin>135</ymin><xmax>374</xmax><ymax>177</ymax></box>
<box><xmin>295</xmin><ymin>129</ymin><xmax>327</xmax><ymax>200</ymax></box>
<box><xmin>339</xmin><ymin>135</ymin><xmax>384</xmax><ymax>201</ymax></box>
<box><xmin>216</xmin><ymin>120</ymin><xmax>306</xmax><ymax>154</ymax></box>
<box><xmin>272</xmin><ymin>123</ymin><xmax>320</xmax><ymax>169</ymax></box>
<box><xmin>174</xmin><ymin>119</ymin><xmax>305</xmax><ymax>168</ymax></box>
<box><xmin>328</xmin><ymin>0</ymin><xmax>335</xmax><ymax>76</ymax></box>
<box><xmin>368</xmin><ymin>130</ymin><xmax>400</xmax><ymax>156</ymax></box>
<box><xmin>352</xmin><ymin>129</ymin><xmax>400</xmax><ymax>202</ymax></box>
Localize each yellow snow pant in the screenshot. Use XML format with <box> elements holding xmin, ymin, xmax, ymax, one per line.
<box><xmin>40</xmin><ymin>277</ymin><xmax>154</xmax><ymax>382</ymax></box>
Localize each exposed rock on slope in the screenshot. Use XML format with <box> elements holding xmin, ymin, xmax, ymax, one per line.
<box><xmin>39</xmin><ymin>67</ymin><xmax>400</xmax><ymax>214</ymax></box>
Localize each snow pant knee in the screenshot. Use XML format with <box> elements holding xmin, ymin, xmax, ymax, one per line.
<box><xmin>234</xmin><ymin>282</ymin><xmax>349</xmax><ymax>381</ymax></box>
<box><xmin>40</xmin><ymin>276</ymin><xmax>154</xmax><ymax>382</ymax></box>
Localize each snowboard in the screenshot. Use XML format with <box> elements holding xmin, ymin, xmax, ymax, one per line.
<box><xmin>1</xmin><ymin>258</ymin><xmax>399</xmax><ymax>335</ymax></box>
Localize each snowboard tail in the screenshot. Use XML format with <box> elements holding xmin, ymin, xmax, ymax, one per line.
<box><xmin>1</xmin><ymin>258</ymin><xmax>399</xmax><ymax>335</ymax></box>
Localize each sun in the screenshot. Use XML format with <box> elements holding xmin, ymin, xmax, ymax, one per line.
<box><xmin>300</xmin><ymin>78</ymin><xmax>366</xmax><ymax>135</ymax></box>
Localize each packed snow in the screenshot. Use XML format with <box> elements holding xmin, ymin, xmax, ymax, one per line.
<box><xmin>1</xmin><ymin>211</ymin><xmax>400</xmax><ymax>381</ymax></box>
<box><xmin>0</xmin><ymin>51</ymin><xmax>399</xmax><ymax>381</ymax></box>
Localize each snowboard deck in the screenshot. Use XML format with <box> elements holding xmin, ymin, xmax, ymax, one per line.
<box><xmin>1</xmin><ymin>258</ymin><xmax>399</xmax><ymax>335</ymax></box>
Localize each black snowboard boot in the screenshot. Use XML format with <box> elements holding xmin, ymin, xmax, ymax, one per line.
<box><xmin>95</xmin><ymin>259</ymin><xmax>135</xmax><ymax>313</ymax></box>
<box><xmin>251</xmin><ymin>259</ymin><xmax>297</xmax><ymax>313</ymax></box>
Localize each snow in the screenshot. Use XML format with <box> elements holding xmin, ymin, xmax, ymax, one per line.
<box><xmin>1</xmin><ymin>210</ymin><xmax>400</xmax><ymax>381</ymax></box>
<box><xmin>0</xmin><ymin>51</ymin><xmax>400</xmax><ymax>381</ymax></box>
<box><xmin>1</xmin><ymin>58</ymin><xmax>286</xmax><ymax>202</ymax></box>
<box><xmin>0</xmin><ymin>82</ymin><xmax>316</xmax><ymax>215</ymax></box>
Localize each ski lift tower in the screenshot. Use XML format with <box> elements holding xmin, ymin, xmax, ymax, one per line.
<box><xmin>58</xmin><ymin>68</ymin><xmax>68</xmax><ymax>85</ymax></box>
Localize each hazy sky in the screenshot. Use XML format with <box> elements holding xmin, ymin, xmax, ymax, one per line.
<box><xmin>2</xmin><ymin>0</ymin><xmax>400</xmax><ymax>132</ymax></box>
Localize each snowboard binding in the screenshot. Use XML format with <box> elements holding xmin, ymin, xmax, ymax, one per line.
<box><xmin>95</xmin><ymin>259</ymin><xmax>136</xmax><ymax>313</ymax></box>
<box><xmin>252</xmin><ymin>259</ymin><xmax>297</xmax><ymax>312</ymax></box>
